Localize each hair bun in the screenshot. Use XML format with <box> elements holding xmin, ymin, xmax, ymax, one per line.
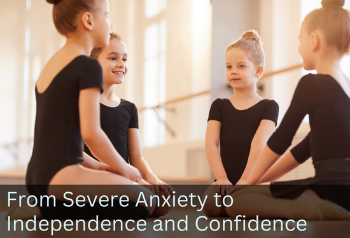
<box><xmin>321</xmin><ymin>0</ymin><xmax>345</xmax><ymax>7</ymax></box>
<box><xmin>241</xmin><ymin>30</ymin><xmax>262</xmax><ymax>44</ymax></box>
<box><xmin>46</xmin><ymin>0</ymin><xmax>61</xmax><ymax>4</ymax></box>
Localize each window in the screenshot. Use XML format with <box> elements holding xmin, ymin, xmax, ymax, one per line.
<box><xmin>143</xmin><ymin>0</ymin><xmax>167</xmax><ymax>147</ymax></box>
<box><xmin>145</xmin><ymin>0</ymin><xmax>167</xmax><ymax>18</ymax></box>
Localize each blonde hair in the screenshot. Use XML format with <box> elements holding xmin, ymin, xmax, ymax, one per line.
<box><xmin>90</xmin><ymin>32</ymin><xmax>122</xmax><ymax>59</ymax></box>
<box><xmin>303</xmin><ymin>0</ymin><xmax>350</xmax><ymax>54</ymax></box>
<box><xmin>225</xmin><ymin>30</ymin><xmax>265</xmax><ymax>68</ymax></box>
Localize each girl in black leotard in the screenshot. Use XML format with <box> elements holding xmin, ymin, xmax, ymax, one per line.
<box><xmin>202</xmin><ymin>30</ymin><xmax>279</xmax><ymax>217</ymax></box>
<box><xmin>26</xmin><ymin>0</ymin><xmax>161</xmax><ymax>219</ymax></box>
<box><xmin>225</xmin><ymin>0</ymin><xmax>350</xmax><ymax>220</ymax></box>
<box><xmin>83</xmin><ymin>33</ymin><xmax>173</xmax><ymax>216</ymax></box>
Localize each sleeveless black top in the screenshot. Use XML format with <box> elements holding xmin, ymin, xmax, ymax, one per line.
<box><xmin>26</xmin><ymin>55</ymin><xmax>103</xmax><ymax>193</ymax></box>
<box><xmin>84</xmin><ymin>99</ymin><xmax>139</xmax><ymax>163</ymax></box>
<box><xmin>208</xmin><ymin>98</ymin><xmax>279</xmax><ymax>184</ymax></box>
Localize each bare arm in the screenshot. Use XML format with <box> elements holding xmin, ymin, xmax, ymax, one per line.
<box><xmin>245</xmin><ymin>145</ymin><xmax>280</xmax><ymax>185</ymax></box>
<box><xmin>259</xmin><ymin>151</ymin><xmax>301</xmax><ymax>183</ymax></box>
<box><xmin>128</xmin><ymin>128</ymin><xmax>174</xmax><ymax>195</ymax></box>
<box><xmin>259</xmin><ymin>132</ymin><xmax>311</xmax><ymax>183</ymax></box>
<box><xmin>246</xmin><ymin>77</ymin><xmax>316</xmax><ymax>184</ymax></box>
<box><xmin>237</xmin><ymin>120</ymin><xmax>276</xmax><ymax>184</ymax></box>
<box><xmin>205</xmin><ymin>120</ymin><xmax>231</xmax><ymax>184</ymax></box>
<box><xmin>128</xmin><ymin>128</ymin><xmax>154</xmax><ymax>179</ymax></box>
<box><xmin>81</xmin><ymin>152</ymin><xmax>107</xmax><ymax>170</ymax></box>
<box><xmin>79</xmin><ymin>88</ymin><xmax>141</xmax><ymax>182</ymax></box>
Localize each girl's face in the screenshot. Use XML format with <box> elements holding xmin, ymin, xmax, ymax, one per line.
<box><xmin>91</xmin><ymin>0</ymin><xmax>112</xmax><ymax>48</ymax></box>
<box><xmin>298</xmin><ymin>23</ymin><xmax>316</xmax><ymax>70</ymax></box>
<box><xmin>98</xmin><ymin>39</ymin><xmax>128</xmax><ymax>85</ymax></box>
<box><xmin>225</xmin><ymin>48</ymin><xmax>260</xmax><ymax>90</ymax></box>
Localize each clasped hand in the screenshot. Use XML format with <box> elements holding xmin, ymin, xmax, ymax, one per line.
<box><xmin>214</xmin><ymin>178</ymin><xmax>251</xmax><ymax>195</ymax></box>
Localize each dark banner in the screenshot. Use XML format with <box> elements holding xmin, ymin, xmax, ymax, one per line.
<box><xmin>1</xmin><ymin>185</ymin><xmax>349</xmax><ymax>238</ymax></box>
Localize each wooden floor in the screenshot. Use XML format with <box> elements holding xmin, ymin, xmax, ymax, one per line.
<box><xmin>1</xmin><ymin>206</ymin><xmax>349</xmax><ymax>238</ymax></box>
<box><xmin>0</xmin><ymin>175</ymin><xmax>212</xmax><ymax>185</ymax></box>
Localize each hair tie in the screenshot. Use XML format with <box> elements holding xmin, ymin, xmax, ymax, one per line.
<box><xmin>47</xmin><ymin>0</ymin><xmax>61</xmax><ymax>4</ymax></box>
<box><xmin>321</xmin><ymin>0</ymin><xmax>345</xmax><ymax>8</ymax></box>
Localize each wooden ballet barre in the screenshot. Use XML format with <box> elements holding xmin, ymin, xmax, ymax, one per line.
<box><xmin>138</xmin><ymin>90</ymin><xmax>210</xmax><ymax>113</ymax></box>
<box><xmin>261</xmin><ymin>63</ymin><xmax>303</xmax><ymax>79</ymax></box>
<box><xmin>138</xmin><ymin>63</ymin><xmax>303</xmax><ymax>112</ymax></box>
<box><xmin>0</xmin><ymin>64</ymin><xmax>304</xmax><ymax>146</ymax></box>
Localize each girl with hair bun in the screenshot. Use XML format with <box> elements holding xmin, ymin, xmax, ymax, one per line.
<box><xmin>202</xmin><ymin>30</ymin><xmax>279</xmax><ymax>217</ymax></box>
<box><xmin>225</xmin><ymin>0</ymin><xmax>350</xmax><ymax>220</ymax></box>
<box><xmin>26</xmin><ymin>0</ymin><xmax>159</xmax><ymax>219</ymax></box>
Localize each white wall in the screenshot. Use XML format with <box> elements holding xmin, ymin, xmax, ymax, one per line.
<box><xmin>116</xmin><ymin>0</ymin><xmax>212</xmax><ymax>146</ymax></box>
<box><xmin>210</xmin><ymin>0</ymin><xmax>261</xmax><ymax>100</ymax></box>
<box><xmin>0</xmin><ymin>0</ymin><xmax>26</xmax><ymax>170</ymax></box>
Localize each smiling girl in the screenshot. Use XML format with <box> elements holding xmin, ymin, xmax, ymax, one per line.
<box><xmin>202</xmin><ymin>30</ymin><xmax>279</xmax><ymax>217</ymax></box>
<box><xmin>84</xmin><ymin>33</ymin><xmax>174</xmax><ymax>209</ymax></box>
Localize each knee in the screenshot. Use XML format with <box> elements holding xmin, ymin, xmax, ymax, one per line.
<box><xmin>150</xmin><ymin>191</ymin><xmax>173</xmax><ymax>217</ymax></box>
<box><xmin>136</xmin><ymin>191</ymin><xmax>157</xmax><ymax>215</ymax></box>
<box><xmin>146</xmin><ymin>197</ymin><xmax>157</xmax><ymax>215</ymax></box>
<box><xmin>225</xmin><ymin>204</ymin><xmax>239</xmax><ymax>218</ymax></box>
<box><xmin>225</xmin><ymin>194</ymin><xmax>250</xmax><ymax>218</ymax></box>
<box><xmin>203</xmin><ymin>207</ymin><xmax>219</xmax><ymax>217</ymax></box>
<box><xmin>202</xmin><ymin>198</ymin><xmax>222</xmax><ymax>217</ymax></box>
<box><xmin>144</xmin><ymin>206</ymin><xmax>156</xmax><ymax>216</ymax></box>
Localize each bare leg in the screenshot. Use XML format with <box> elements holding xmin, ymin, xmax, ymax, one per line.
<box><xmin>227</xmin><ymin>192</ymin><xmax>295</xmax><ymax>219</ymax></box>
<box><xmin>48</xmin><ymin>164</ymin><xmax>156</xmax><ymax>215</ymax></box>
<box><xmin>150</xmin><ymin>190</ymin><xmax>173</xmax><ymax>218</ymax></box>
<box><xmin>202</xmin><ymin>184</ymin><xmax>228</xmax><ymax>217</ymax></box>
<box><xmin>226</xmin><ymin>186</ymin><xmax>349</xmax><ymax>220</ymax></box>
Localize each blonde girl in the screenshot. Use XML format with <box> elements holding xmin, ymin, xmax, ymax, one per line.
<box><xmin>203</xmin><ymin>30</ymin><xmax>279</xmax><ymax>217</ymax></box>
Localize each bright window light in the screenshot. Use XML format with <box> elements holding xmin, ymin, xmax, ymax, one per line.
<box><xmin>143</xmin><ymin>18</ymin><xmax>167</xmax><ymax>147</ymax></box>
<box><xmin>145</xmin><ymin>0</ymin><xmax>167</xmax><ymax>18</ymax></box>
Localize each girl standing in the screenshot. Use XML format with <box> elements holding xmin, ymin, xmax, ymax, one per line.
<box><xmin>203</xmin><ymin>30</ymin><xmax>279</xmax><ymax>217</ymax></box>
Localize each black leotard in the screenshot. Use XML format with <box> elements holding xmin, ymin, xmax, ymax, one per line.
<box><xmin>84</xmin><ymin>99</ymin><xmax>139</xmax><ymax>163</ymax></box>
<box><xmin>26</xmin><ymin>56</ymin><xmax>103</xmax><ymax>196</ymax></box>
<box><xmin>26</xmin><ymin>56</ymin><xmax>150</xmax><ymax>219</ymax></box>
<box><xmin>269</xmin><ymin>74</ymin><xmax>350</xmax><ymax>211</ymax></box>
<box><xmin>208</xmin><ymin>98</ymin><xmax>279</xmax><ymax>184</ymax></box>
<box><xmin>268</xmin><ymin>74</ymin><xmax>350</xmax><ymax>162</ymax></box>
